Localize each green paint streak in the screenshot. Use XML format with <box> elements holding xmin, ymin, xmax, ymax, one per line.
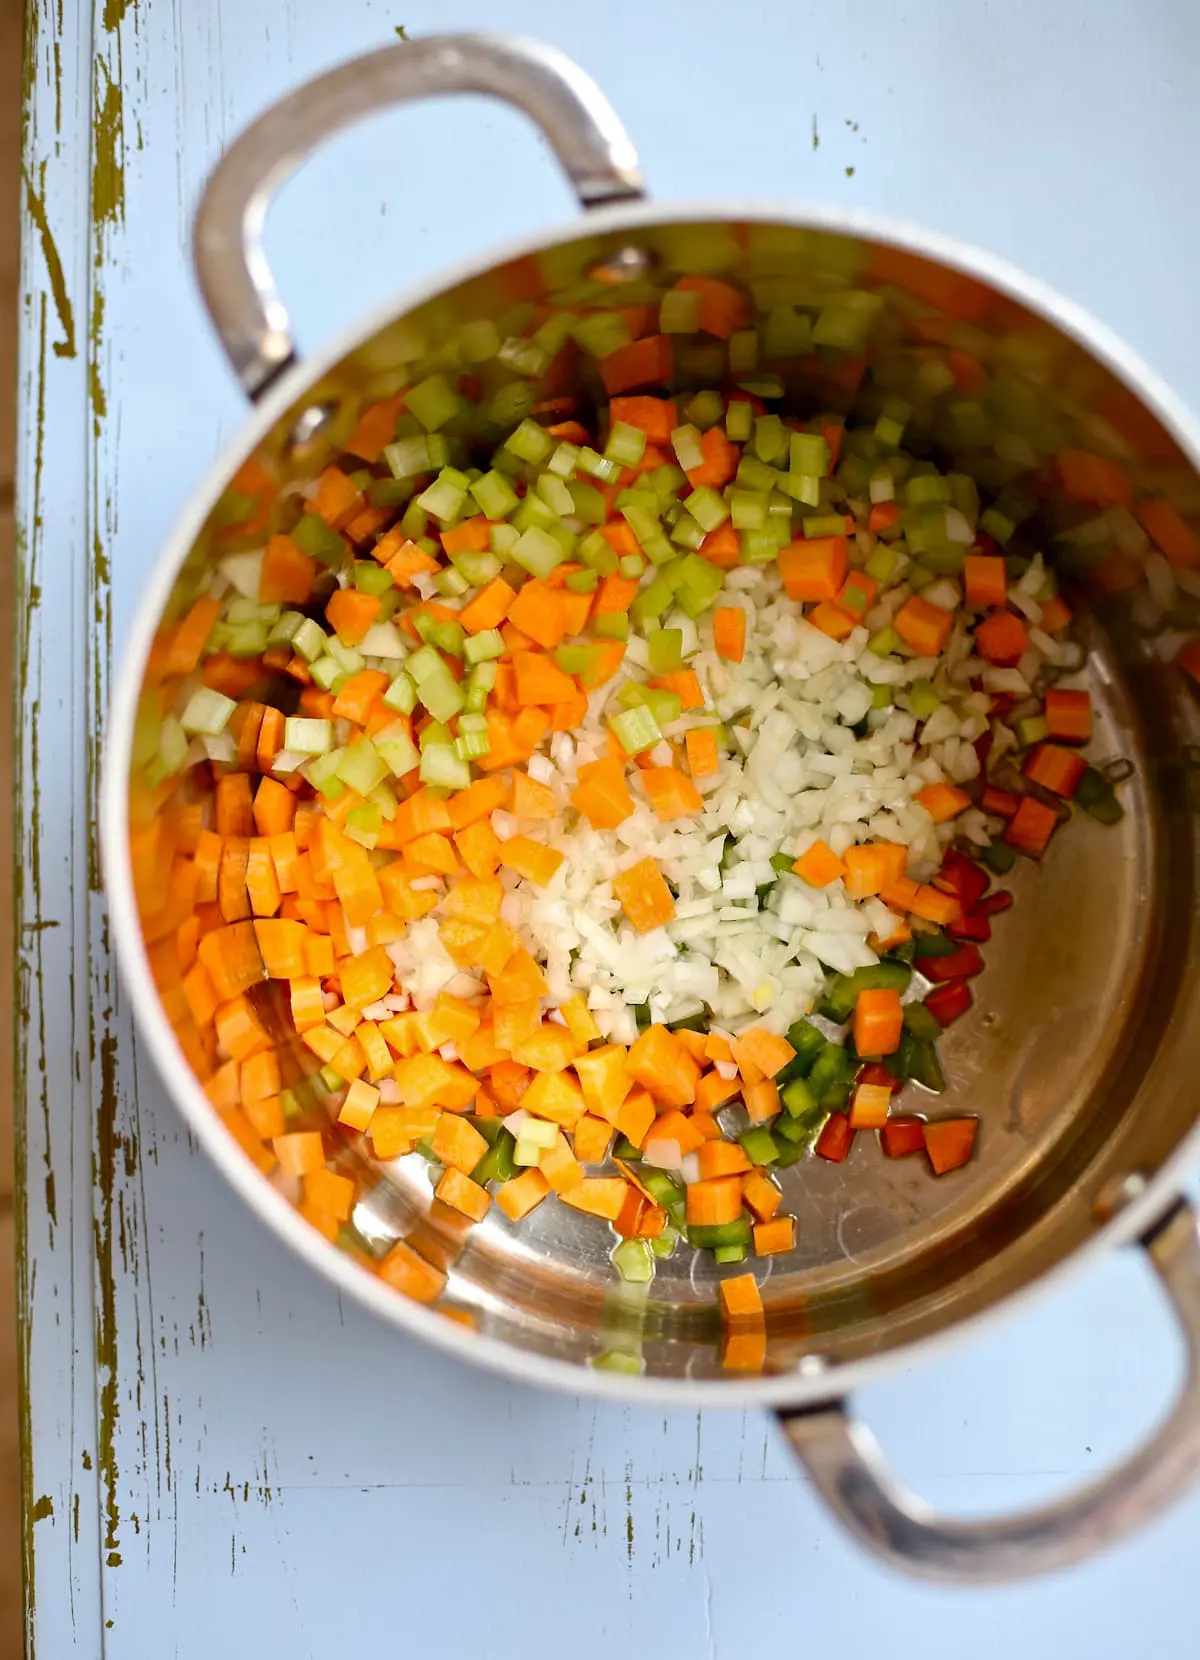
<box><xmin>30</xmin><ymin>1496</ymin><xmax>52</xmax><ymax>1522</ymax></box>
<box><xmin>88</xmin><ymin>288</ymin><xmax>106</xmax><ymax>427</ymax></box>
<box><xmin>93</xmin><ymin>1022</ymin><xmax>121</xmax><ymax>1564</ymax></box>
<box><xmin>91</xmin><ymin>63</ymin><xmax>124</xmax><ymax>231</ymax></box>
<box><xmin>21</xmin><ymin>166</ymin><xmax>75</xmax><ymax>357</ymax></box>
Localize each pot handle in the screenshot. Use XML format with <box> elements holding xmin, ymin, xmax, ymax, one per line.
<box><xmin>193</xmin><ymin>33</ymin><xmax>645</xmax><ymax>400</ymax></box>
<box><xmin>778</xmin><ymin>1199</ymin><xmax>1200</xmax><ymax>1583</ymax></box>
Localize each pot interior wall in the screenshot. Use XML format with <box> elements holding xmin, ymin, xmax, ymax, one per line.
<box><xmin>125</xmin><ymin>217</ymin><xmax>1200</xmax><ymax>1380</ymax></box>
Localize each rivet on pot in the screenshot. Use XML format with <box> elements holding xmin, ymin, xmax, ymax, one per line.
<box><xmin>1093</xmin><ymin>1170</ymin><xmax>1150</xmax><ymax>1223</ymax></box>
<box><xmin>587</xmin><ymin>244</ymin><xmax>655</xmax><ymax>284</ymax></box>
<box><xmin>285</xmin><ymin>401</ymin><xmax>338</xmax><ymax>453</ymax></box>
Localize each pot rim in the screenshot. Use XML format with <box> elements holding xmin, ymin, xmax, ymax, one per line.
<box><xmin>102</xmin><ymin>193</ymin><xmax>1200</xmax><ymax>1408</ymax></box>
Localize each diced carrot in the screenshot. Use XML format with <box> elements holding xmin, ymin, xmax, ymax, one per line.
<box><xmin>611</xmin><ymin>1185</ymin><xmax>647</xmax><ymax>1239</ymax></box>
<box><xmin>499</xmin><ymin>836</ymin><xmax>564</xmax><ymax>887</ymax></box>
<box><xmin>880</xmin><ymin>1117</ymin><xmax>927</xmax><ymax>1158</ymax></box>
<box><xmin>608</xmin><ymin>396</ymin><xmax>678</xmax><ymax>445</ymax></box>
<box><xmin>559</xmin><ymin>1177</ymin><xmax>627</xmax><ymax>1221</ymax></box>
<box><xmin>722</xmin><ymin>1327</ymin><xmax>766</xmax><ymax>1372</ymax></box>
<box><xmin>431</xmin><ymin>1113</ymin><xmax>489</xmax><ymax>1174</ymax></box>
<box><xmin>778</xmin><ymin>536</ymin><xmax>848</xmax><ymax>602</ymax></box>
<box><xmin>695</xmin><ymin>1069</ymin><xmax>739</xmax><ymax>1114</ymax></box>
<box><xmin>916</xmin><ymin>782</ymin><xmax>972</xmax><ymax>823</ymax></box>
<box><xmin>511</xmin><ymin>771</ymin><xmax>558</xmax><ymax>820</ymax></box>
<box><xmin>640</xmin><ymin>766</ymin><xmax>703</xmax><ymax>822</ymax></box>
<box><xmin>894</xmin><ymin>594</ymin><xmax>954</xmax><ymax>656</ymax></box>
<box><xmin>837</xmin><ymin>570</ymin><xmax>879</xmax><ymax>619</ymax></box>
<box><xmin>1024</xmin><ymin>743</ymin><xmax>1087</xmax><ymax>799</ymax></box>
<box><xmin>613</xmin><ymin>1087</ymin><xmax>656</xmax><ymax>1149</ymax></box>
<box><xmin>974</xmin><ymin>609</ymin><xmax>1029</xmax><ymax>665</ymax></box>
<box><xmin>402</xmin><ymin>831</ymin><xmax>458</xmax><ymax>879</ymax></box>
<box><xmin>215</xmin><ymin>773</ymin><xmax>255</xmax><ymax>837</ymax></box>
<box><xmin>539</xmin><ymin>1133</ymin><xmax>584</xmax><ymax>1194</ymax></box>
<box><xmin>273</xmin><ymin>1130</ymin><xmax>325</xmax><ymax>1177</ymax></box>
<box><xmin>520</xmin><ymin>1068</ymin><xmax>585</xmax><ymax>1126</ymax></box>
<box><xmin>808</xmin><ymin>599</ymin><xmax>856</xmax><ymax>641</ymax></box>
<box><xmin>699</xmin><ymin>523</ymin><xmax>741</xmax><ymax>570</ymax></box>
<box><xmin>331</xmin><ymin>669</ymin><xmax>390</xmax><ymax>726</ymax></box>
<box><xmin>378</xmin><ymin>1239</ymin><xmax>446</xmax><ymax>1304</ymax></box>
<box><xmin>458</xmin><ymin>575</ymin><xmax>516</xmax><ymax>634</ymax></box>
<box><xmin>1038</xmin><ymin>596</ymin><xmax>1072</xmax><ymax>633</ymax></box>
<box><xmin>908</xmin><ymin>884</ymin><xmax>962</xmax><ymax>925</ymax></box>
<box><xmin>344</xmin><ymin>392</ymin><xmax>405</xmax><ymax>463</ymax></box>
<box><xmin>560</xmin><ymin>995</ymin><xmax>601</xmax><ymax>1046</ymax></box>
<box><xmin>338</xmin><ymin>1077</ymin><xmax>381</xmax><ymax>1132</ymax></box>
<box><xmin>1005</xmin><ymin>796</ymin><xmax>1059</xmax><ymax>858</ymax></box>
<box><xmin>742</xmin><ymin>1170</ymin><xmax>782</xmax><ymax>1222</ymax></box>
<box><xmin>313</xmin><ymin>465</ymin><xmax>364</xmax><ymax>530</ymax></box>
<box><xmin>627</xmin><ymin>1024</ymin><xmax>700</xmax><ymax>1109</ymax></box>
<box><xmin>571</xmin><ymin>756</ymin><xmax>634</xmax><ymax>830</ymax></box>
<box><xmin>512</xmin><ymin>650</ymin><xmax>577</xmax><ymax>706</ymax></box>
<box><xmin>165</xmin><ymin>595</ymin><xmax>223</xmax><ymax>677</ymax></box>
<box><xmin>963</xmin><ymin>554</ymin><xmax>1007</xmax><ymax>608</ymax></box>
<box><xmin>848</xmin><ymin>1080</ymin><xmax>893</xmax><ymax>1129</ymax></box>
<box><xmin>685</xmin><ymin>425</ymin><xmax>739</xmax><ymax>490</ymax></box>
<box><xmin>196</xmin><ymin>921</ymin><xmax>265</xmax><ymax>1002</ymax></box>
<box><xmin>713</xmin><ymin>607</ymin><xmax>746</xmax><ymax>662</ymax></box>
<box><xmin>717</xmin><ymin>1272</ymin><xmax>762</xmax><ymax>1319</ymax></box>
<box><xmin>793</xmin><ymin>839</ymin><xmax>847</xmax><ymax>888</ymax></box>
<box><xmin>573</xmin><ymin>1045</ymin><xmax>632</xmax><ymax>1123</ymax></box>
<box><xmin>486</xmin><ymin>945</ymin><xmax>549</xmax><ymax>1008</ymax></box>
<box><xmin>337</xmin><ymin>943</ymin><xmax>393</xmax><ymax>1009</ymax></box>
<box><xmin>674</xmin><ymin>275</ymin><xmax>750</xmax><ymax>340</ymax></box>
<box><xmin>1053</xmin><ymin>449</ymin><xmax>1132</xmax><ymax>507</ymax></box>
<box><xmin>325</xmin><ymin>587</ymin><xmax>381</xmax><ymax>646</ymax></box>
<box><xmin>599</xmin><ymin>334</ymin><xmax>672</xmax><ymax>396</ymax></box>
<box><xmin>743</xmin><ymin>1080</ymin><xmax>781</xmax><ymax>1124</ymax></box>
<box><xmin>753</xmin><ymin>1217</ymin><xmax>795</xmax><ymax>1256</ymax></box>
<box><xmin>649</xmin><ymin>669</ymin><xmax>704</xmax><ymax>711</ymax></box>
<box><xmin>495</xmin><ymin>1168</ymin><xmax>551</xmax><ymax>1220</ymax></box>
<box><xmin>697</xmin><ymin>1141</ymin><xmax>751</xmax><ymax>1179</ymax></box>
<box><xmin>1044</xmin><ymin>688</ymin><xmax>1092</xmax><ymax>743</ymax></box>
<box><xmin>433</xmin><ymin>1167</ymin><xmax>490</xmax><ymax>1222</ymax></box>
<box><xmin>1136</xmin><ymin>497</ymin><xmax>1199</xmax><ymax>568</ymax></box>
<box><xmin>612</xmin><ymin>857</ymin><xmax>676</xmax><ymax>933</ymax></box>
<box><xmin>573</xmin><ymin>1113</ymin><xmax>613</xmax><ymax>1165</ymax></box>
<box><xmin>447</xmin><ymin>777</ymin><xmax>510</xmax><ymax>830</ymax></box>
<box><xmin>867</xmin><ymin>501</ymin><xmax>901</xmax><ymax>534</ymax></box>
<box><xmin>684</xmin><ymin>728</ymin><xmax>719</xmax><ymax>780</ymax></box>
<box><xmin>382</xmin><ymin>538</ymin><xmax>439</xmax><ymax>588</ymax></box>
<box><xmin>686</xmin><ymin>1175</ymin><xmax>744</xmax><ymax>1227</ymax></box>
<box><xmin>730</xmin><ymin>1027</ymin><xmax>795</xmax><ymax>1080</ymax></box>
<box><xmin>643</xmin><ymin>1108</ymin><xmax>703</xmax><ymax>1156</ymax></box>
<box><xmin>923</xmin><ymin>1116</ymin><xmax>979</xmax><ymax>1175</ymax></box>
<box><xmin>455</xmin><ymin>818</ymin><xmax>502</xmax><ymax>879</ymax></box>
<box><xmin>843</xmin><ymin>841</ymin><xmax>907</xmax><ymax>899</ymax></box>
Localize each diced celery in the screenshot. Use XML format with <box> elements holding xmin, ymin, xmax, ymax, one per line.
<box><xmin>417</xmin><ymin>670</ymin><xmax>465</xmax><ymax>724</ymax></box>
<box><xmin>730</xmin><ymin>489</ymin><xmax>768</xmax><ymax>531</ymax></box>
<box><xmin>660</xmin><ymin>288</ymin><xmax>701</xmax><ymax>333</ymax></box>
<box><xmin>860</xmin><ymin>543</ymin><xmax>898</xmax><ymax>589</ymax></box>
<box><xmin>449</xmin><ymin>549</ymin><xmax>502</xmax><ymax>589</ymax></box>
<box><xmin>458</xmin><ymin>316</ymin><xmax>501</xmax><ymax>362</ymax></box>
<box><xmin>618</xmin><ymin>553</ymin><xmax>645</xmax><ymax>578</ymax></box>
<box><xmin>739</xmin><ymin>528</ymin><xmax>778</xmax><ymax>565</ymax></box>
<box><xmin>350</xmin><ymin>561</ymin><xmax>391</xmax><ymax>597</ymax></box>
<box><xmin>630</xmin><ymin>577</ymin><xmax>674</xmax><ymax>629</ymax></box>
<box><xmin>337</xmin><ymin>738</ymin><xmax>388</xmax><ymax>797</ymax></box>
<box><xmin>790</xmin><ymin>431</ymin><xmax>830</xmax><ymax>478</ymax></box>
<box><xmin>470</xmin><ymin>468</ymin><xmax>519</xmax><ymax>520</ymax></box>
<box><xmin>647</xmin><ymin>628</ymin><xmax>683</xmax><ymax>674</ymax></box>
<box><xmin>763</xmin><ymin>305</ymin><xmax>812</xmax><ymax>357</ymax></box>
<box><xmin>512</xmin><ymin>525</ymin><xmax>565</xmax><ymax>579</ymax></box>
<box><xmin>669</xmin><ymin>515</ymin><xmax>706</xmax><ymax>552</ymax></box>
<box><xmin>416</xmin><ymin>468</ymin><xmax>469</xmax><ymax>526</ymax></box>
<box><xmin>400</xmin><ymin>501</ymin><xmax>431</xmax><ymax>540</ymax></box>
<box><xmin>726</xmin><ymin>399</ymin><xmax>754</xmax><ymax>442</ymax></box>
<box><xmin>489</xmin><ymin>523</ymin><xmax>520</xmax><ymax>556</ymax></box>
<box><xmin>291</xmin><ymin>514</ymin><xmax>346</xmax><ymax>566</ymax></box>
<box><xmin>546</xmin><ymin>440</ymin><xmax>580</xmax><ymax>480</ymax></box>
<box><xmin>455</xmin><ymin>730</ymin><xmax>491</xmax><ymax>761</ymax></box>
<box><xmin>908</xmin><ymin>678</ymin><xmax>941</xmax><ymax>719</ymax></box>
<box><xmin>1017</xmin><ymin>714</ymin><xmax>1049</xmax><ymax>748</ymax></box>
<box><xmin>736</xmin><ymin>454</ymin><xmax>778</xmax><ymax>493</ymax></box>
<box><xmin>611</xmin><ymin>1239</ymin><xmax>654</xmax><ymax>1284</ymax></box>
<box><xmin>608</xmin><ymin>704</ymin><xmax>662</xmax><ymax>754</ymax></box>
<box><xmin>567</xmin><ymin>479</ymin><xmax>606</xmax><ymax>524</ymax></box>
<box><xmin>522</xmin><ymin>1117</ymin><xmax>560</xmax><ymax>1150</ymax></box>
<box><xmin>531</xmin><ymin>313</ymin><xmax>574</xmax><ymax>357</ymax></box>
<box><xmin>565</xmin><ymin>567</ymin><xmax>599</xmax><ymax>594</ymax></box>
<box><xmin>463</xmin><ymin>662</ymin><xmax>496</xmax><ymax>713</ymax></box>
<box><xmin>867</xmin><ymin>625</ymin><xmax>903</xmax><ymax>656</ymax></box>
<box><xmin>463</xmin><ymin>629</ymin><xmax>504</xmax><ymax>665</ymax></box>
<box><xmin>283</xmin><ymin>717</ymin><xmax>333</xmax><ymax>755</ymax></box>
<box><xmin>728</xmin><ymin>329</ymin><xmax>759</xmax><ymax>374</ymax></box>
<box><xmin>375</xmin><ymin>724</ymin><xmax>420</xmax><ymax>777</ymax></box>
<box><xmin>305</xmin><ymin>750</ymin><xmax>346</xmax><ymax>798</ymax></box>
<box><xmin>414</xmin><ymin>614</ymin><xmax>464</xmax><ymax>658</ymax></box>
<box><xmin>904</xmin><ymin>471</ymin><xmax>951</xmax><ymax>506</ymax></box>
<box><xmin>506</xmin><ymin>417</ymin><xmax>554</xmax><ymax>466</ymax></box>
<box><xmin>406</xmin><ymin>373</ymin><xmax>461</xmax><ymax>431</ymax></box>
<box><xmin>419</xmin><ymin>743</ymin><xmax>471</xmax><ymax>789</ymax></box>
<box><xmin>593</xmin><ymin>611</ymin><xmax>629</xmax><ymax>642</ymax></box>
<box><xmin>382</xmin><ymin>435</ymin><xmax>435</xmax><ymax>481</ymax></box>
<box><xmin>685</xmin><ymin>486</ymin><xmax>729</xmax><ymax>534</ymax></box>
<box><xmin>179</xmin><ymin>687</ymin><xmax>236</xmax><ymax>737</ymax></box>
<box><xmin>577</xmin><ymin>446</ymin><xmax>620</xmax><ymax>483</ymax></box>
<box><xmin>712</xmin><ymin>1245</ymin><xmax>747</xmax><ymax>1265</ymax></box>
<box><xmin>682</xmin><ymin>390</ymin><xmax>723</xmax><ymax>431</ymax></box>
<box><xmin>812</xmin><ymin>290</ymin><xmax>883</xmax><ymax>350</ymax></box>
<box><xmin>266</xmin><ymin>609</ymin><xmax>305</xmax><ymax>646</ymax></box>
<box><xmin>980</xmin><ymin>506</ymin><xmax>1016</xmax><ymax>544</ymax></box>
<box><xmin>309</xmin><ymin>656</ymin><xmax>346</xmax><ymax>693</ymax></box>
<box><xmin>578</xmin><ymin>530</ymin><xmax>617</xmax><ymax>573</ymax></box>
<box><xmin>605</xmin><ymin>421</ymin><xmax>647</xmax><ymax>467</ymax></box>
<box><xmin>383</xmin><ymin>671</ymin><xmax>417</xmax><ymax>715</ymax></box>
<box><xmin>573</xmin><ymin>312</ymin><xmax>631</xmax><ymax>359</ymax></box>
<box><xmin>498</xmin><ymin>336</ymin><xmax>549</xmax><ymax>378</ymax></box>
<box><xmin>754</xmin><ymin>414</ymin><xmax>788</xmax><ymax>466</ymax></box>
<box><xmin>535</xmin><ymin>471</ymin><xmax>575</xmax><ymax>517</ymax></box>
<box><xmin>671</xmin><ymin>423</ymin><xmax>705</xmax><ymax>473</ymax></box>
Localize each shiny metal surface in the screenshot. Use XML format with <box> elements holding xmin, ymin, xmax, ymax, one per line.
<box><xmin>192</xmin><ymin>33</ymin><xmax>645</xmax><ymax>398</ymax></box>
<box><xmin>779</xmin><ymin>1201</ymin><xmax>1200</xmax><ymax>1581</ymax></box>
<box><xmin>101</xmin><ymin>34</ymin><xmax>1200</xmax><ymax>1582</ymax></box>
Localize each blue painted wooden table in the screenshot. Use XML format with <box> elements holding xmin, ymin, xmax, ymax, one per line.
<box><xmin>17</xmin><ymin>2</ymin><xmax>1200</xmax><ymax>1653</ymax></box>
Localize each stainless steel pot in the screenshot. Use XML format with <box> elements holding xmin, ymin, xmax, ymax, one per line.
<box><xmin>101</xmin><ymin>33</ymin><xmax>1200</xmax><ymax>1583</ymax></box>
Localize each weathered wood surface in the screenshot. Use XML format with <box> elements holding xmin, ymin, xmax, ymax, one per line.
<box><xmin>17</xmin><ymin>2</ymin><xmax>1200</xmax><ymax>1653</ymax></box>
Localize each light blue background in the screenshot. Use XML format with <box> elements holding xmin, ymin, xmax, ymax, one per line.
<box><xmin>19</xmin><ymin>2</ymin><xmax>1200</xmax><ymax>1654</ymax></box>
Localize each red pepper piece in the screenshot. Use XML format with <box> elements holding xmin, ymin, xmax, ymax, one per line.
<box><xmin>921</xmin><ymin>943</ymin><xmax>985</xmax><ymax>982</ymax></box>
<box><xmin>815</xmin><ymin>1114</ymin><xmax>854</xmax><ymax>1163</ymax></box>
<box><xmin>923</xmin><ymin>980</ymin><xmax>974</xmax><ymax>1027</ymax></box>
<box><xmin>880</xmin><ymin>1117</ymin><xmax>927</xmax><ymax>1158</ymax></box>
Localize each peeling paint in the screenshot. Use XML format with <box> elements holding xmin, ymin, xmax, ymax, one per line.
<box><xmin>31</xmin><ymin>1495</ymin><xmax>53</xmax><ymax>1523</ymax></box>
<box><xmin>21</xmin><ymin>166</ymin><xmax>76</xmax><ymax>358</ymax></box>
